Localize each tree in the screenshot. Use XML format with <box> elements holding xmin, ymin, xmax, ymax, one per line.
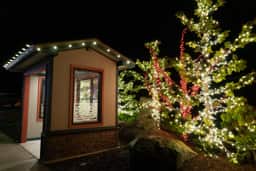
<box><xmin>174</xmin><ymin>0</ymin><xmax>256</xmax><ymax>163</ymax></box>
<box><xmin>118</xmin><ymin>70</ymin><xmax>144</xmax><ymax>122</ymax></box>
<box><xmin>119</xmin><ymin>0</ymin><xmax>256</xmax><ymax>164</ymax></box>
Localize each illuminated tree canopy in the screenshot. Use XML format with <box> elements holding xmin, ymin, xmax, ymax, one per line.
<box><xmin>118</xmin><ymin>0</ymin><xmax>256</xmax><ymax>164</ymax></box>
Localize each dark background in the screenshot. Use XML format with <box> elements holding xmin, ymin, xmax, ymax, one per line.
<box><xmin>1</xmin><ymin>0</ymin><xmax>256</xmax><ymax>103</ymax></box>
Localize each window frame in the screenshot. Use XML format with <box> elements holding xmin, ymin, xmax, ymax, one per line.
<box><xmin>69</xmin><ymin>65</ymin><xmax>104</xmax><ymax>128</ymax></box>
<box><xmin>36</xmin><ymin>76</ymin><xmax>45</xmax><ymax>122</ymax></box>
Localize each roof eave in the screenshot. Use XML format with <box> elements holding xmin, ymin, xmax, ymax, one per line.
<box><xmin>3</xmin><ymin>38</ymin><xmax>135</xmax><ymax>72</ymax></box>
<box><xmin>4</xmin><ymin>46</ymin><xmax>36</xmax><ymax>71</ymax></box>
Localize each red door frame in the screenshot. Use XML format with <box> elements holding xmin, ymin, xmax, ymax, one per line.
<box><xmin>21</xmin><ymin>76</ymin><xmax>30</xmax><ymax>143</ymax></box>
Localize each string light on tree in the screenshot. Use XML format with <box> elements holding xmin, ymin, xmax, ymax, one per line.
<box><xmin>121</xmin><ymin>0</ymin><xmax>256</xmax><ymax>164</ymax></box>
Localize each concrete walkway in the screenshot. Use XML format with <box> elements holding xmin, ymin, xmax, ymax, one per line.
<box><xmin>20</xmin><ymin>140</ymin><xmax>41</xmax><ymax>159</ymax></box>
<box><xmin>0</xmin><ymin>132</ymin><xmax>50</xmax><ymax>171</ymax></box>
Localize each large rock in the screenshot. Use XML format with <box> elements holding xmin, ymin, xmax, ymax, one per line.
<box><xmin>118</xmin><ymin>121</ymin><xmax>145</xmax><ymax>145</ymax></box>
<box><xmin>118</xmin><ymin>100</ymin><xmax>159</xmax><ymax>145</ymax></box>
<box><xmin>129</xmin><ymin>135</ymin><xmax>198</xmax><ymax>170</ymax></box>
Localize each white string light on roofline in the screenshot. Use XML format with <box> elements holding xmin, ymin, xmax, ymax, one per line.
<box><xmin>3</xmin><ymin>40</ymin><xmax>133</xmax><ymax>69</ymax></box>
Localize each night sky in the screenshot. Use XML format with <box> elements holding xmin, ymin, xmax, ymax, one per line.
<box><xmin>1</xmin><ymin>0</ymin><xmax>256</xmax><ymax>101</ymax></box>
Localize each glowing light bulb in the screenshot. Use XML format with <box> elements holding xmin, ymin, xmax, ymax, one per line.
<box><xmin>53</xmin><ymin>45</ymin><xmax>58</xmax><ymax>50</ymax></box>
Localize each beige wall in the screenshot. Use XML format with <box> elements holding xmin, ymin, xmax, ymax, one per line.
<box><xmin>51</xmin><ymin>49</ymin><xmax>117</xmax><ymax>131</ymax></box>
<box><xmin>27</xmin><ymin>76</ymin><xmax>43</xmax><ymax>139</ymax></box>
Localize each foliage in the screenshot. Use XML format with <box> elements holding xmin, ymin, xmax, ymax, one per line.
<box><xmin>118</xmin><ymin>70</ymin><xmax>145</xmax><ymax>122</ymax></box>
<box><xmin>119</xmin><ymin>0</ymin><xmax>256</xmax><ymax>164</ymax></box>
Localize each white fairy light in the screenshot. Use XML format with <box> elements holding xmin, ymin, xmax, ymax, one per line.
<box><xmin>53</xmin><ymin>45</ymin><xmax>58</xmax><ymax>50</ymax></box>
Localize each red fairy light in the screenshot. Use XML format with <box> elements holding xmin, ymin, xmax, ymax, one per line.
<box><xmin>145</xmin><ymin>28</ymin><xmax>193</xmax><ymax>117</ymax></box>
<box><xmin>180</xmin><ymin>79</ymin><xmax>188</xmax><ymax>94</ymax></box>
<box><xmin>191</xmin><ymin>84</ymin><xmax>200</xmax><ymax>96</ymax></box>
<box><xmin>150</xmin><ymin>50</ymin><xmax>174</xmax><ymax>109</ymax></box>
<box><xmin>160</xmin><ymin>94</ymin><xmax>173</xmax><ymax>108</ymax></box>
<box><xmin>179</xmin><ymin>27</ymin><xmax>187</xmax><ymax>82</ymax></box>
<box><xmin>179</xmin><ymin>28</ymin><xmax>187</xmax><ymax>62</ymax></box>
<box><xmin>178</xmin><ymin>28</ymin><xmax>192</xmax><ymax>119</ymax></box>
<box><xmin>179</xmin><ymin>28</ymin><xmax>188</xmax><ymax>94</ymax></box>
<box><xmin>152</xmin><ymin>53</ymin><xmax>174</xmax><ymax>87</ymax></box>
<box><xmin>181</xmin><ymin>133</ymin><xmax>189</xmax><ymax>142</ymax></box>
<box><xmin>180</xmin><ymin>103</ymin><xmax>192</xmax><ymax>118</ymax></box>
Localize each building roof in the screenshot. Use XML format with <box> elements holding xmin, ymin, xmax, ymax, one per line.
<box><xmin>3</xmin><ymin>38</ymin><xmax>134</xmax><ymax>71</ymax></box>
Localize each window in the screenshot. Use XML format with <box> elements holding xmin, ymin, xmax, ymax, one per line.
<box><xmin>37</xmin><ymin>77</ymin><xmax>45</xmax><ymax>121</ymax></box>
<box><xmin>70</xmin><ymin>66</ymin><xmax>102</xmax><ymax>125</ymax></box>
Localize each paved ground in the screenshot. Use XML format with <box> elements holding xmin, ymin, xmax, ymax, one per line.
<box><xmin>20</xmin><ymin>140</ymin><xmax>41</xmax><ymax>159</ymax></box>
<box><xmin>0</xmin><ymin>108</ymin><xmax>21</xmax><ymax>142</ymax></box>
<box><xmin>0</xmin><ymin>131</ymin><xmax>50</xmax><ymax>171</ymax></box>
<box><xmin>0</xmin><ymin>130</ymin><xmax>130</xmax><ymax>171</ymax></box>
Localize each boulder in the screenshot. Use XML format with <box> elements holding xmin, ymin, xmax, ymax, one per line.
<box><xmin>118</xmin><ymin>121</ymin><xmax>145</xmax><ymax>145</ymax></box>
<box><xmin>118</xmin><ymin>101</ymin><xmax>159</xmax><ymax>145</ymax></box>
<box><xmin>129</xmin><ymin>135</ymin><xmax>198</xmax><ymax>170</ymax></box>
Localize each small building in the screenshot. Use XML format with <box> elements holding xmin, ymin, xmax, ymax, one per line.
<box><xmin>3</xmin><ymin>38</ymin><xmax>134</xmax><ymax>163</ymax></box>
